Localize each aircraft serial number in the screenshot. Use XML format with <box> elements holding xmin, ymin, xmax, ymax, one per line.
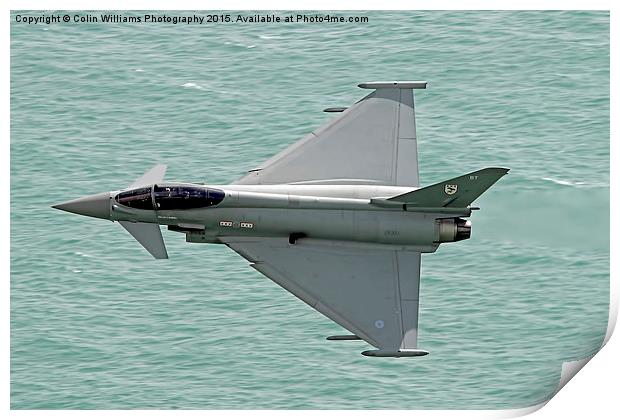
<box><xmin>219</xmin><ymin>220</ymin><xmax>254</xmax><ymax>229</ymax></box>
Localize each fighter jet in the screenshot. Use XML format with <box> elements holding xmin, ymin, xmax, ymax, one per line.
<box><xmin>53</xmin><ymin>81</ymin><xmax>508</xmax><ymax>357</ymax></box>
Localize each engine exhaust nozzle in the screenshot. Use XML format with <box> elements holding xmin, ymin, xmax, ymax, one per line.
<box><xmin>436</xmin><ymin>217</ymin><xmax>471</xmax><ymax>243</ymax></box>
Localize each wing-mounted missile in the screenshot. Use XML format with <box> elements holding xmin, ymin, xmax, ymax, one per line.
<box><xmin>326</xmin><ymin>335</ymin><xmax>361</xmax><ymax>341</ymax></box>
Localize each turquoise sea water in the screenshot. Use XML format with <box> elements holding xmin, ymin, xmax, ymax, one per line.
<box><xmin>11</xmin><ymin>11</ymin><xmax>609</xmax><ymax>409</ymax></box>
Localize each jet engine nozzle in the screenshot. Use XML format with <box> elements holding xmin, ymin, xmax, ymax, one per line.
<box><xmin>455</xmin><ymin>218</ymin><xmax>471</xmax><ymax>241</ymax></box>
<box><xmin>436</xmin><ymin>217</ymin><xmax>471</xmax><ymax>243</ymax></box>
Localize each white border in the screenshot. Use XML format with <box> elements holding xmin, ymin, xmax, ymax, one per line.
<box><xmin>3</xmin><ymin>0</ymin><xmax>617</xmax><ymax>11</ymax></box>
<box><xmin>4</xmin><ymin>1</ymin><xmax>616</xmax><ymax>418</ymax></box>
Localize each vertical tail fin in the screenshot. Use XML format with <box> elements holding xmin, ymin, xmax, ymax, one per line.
<box><xmin>387</xmin><ymin>167</ymin><xmax>509</xmax><ymax>208</ymax></box>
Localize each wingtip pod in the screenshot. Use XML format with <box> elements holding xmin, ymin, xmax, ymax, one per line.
<box><xmin>362</xmin><ymin>349</ymin><xmax>429</xmax><ymax>357</ymax></box>
<box><xmin>358</xmin><ymin>81</ymin><xmax>428</xmax><ymax>89</ymax></box>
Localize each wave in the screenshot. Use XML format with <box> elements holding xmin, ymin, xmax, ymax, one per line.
<box><xmin>540</xmin><ymin>177</ymin><xmax>608</xmax><ymax>188</ymax></box>
<box><xmin>541</xmin><ymin>177</ymin><xmax>586</xmax><ymax>187</ymax></box>
<box><xmin>180</xmin><ymin>82</ymin><xmax>205</xmax><ymax>91</ymax></box>
<box><xmin>258</xmin><ymin>34</ymin><xmax>281</xmax><ymax>40</ymax></box>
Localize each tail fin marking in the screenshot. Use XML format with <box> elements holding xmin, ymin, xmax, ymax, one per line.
<box><xmin>387</xmin><ymin>167</ymin><xmax>509</xmax><ymax>208</ymax></box>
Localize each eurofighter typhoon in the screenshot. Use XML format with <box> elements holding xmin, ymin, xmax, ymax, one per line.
<box><xmin>54</xmin><ymin>81</ymin><xmax>508</xmax><ymax>357</ymax></box>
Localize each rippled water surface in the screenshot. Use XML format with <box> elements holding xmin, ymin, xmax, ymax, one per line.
<box><xmin>11</xmin><ymin>11</ymin><xmax>609</xmax><ymax>409</ymax></box>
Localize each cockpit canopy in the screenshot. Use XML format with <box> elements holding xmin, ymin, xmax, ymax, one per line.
<box><xmin>153</xmin><ymin>185</ymin><xmax>225</xmax><ymax>210</ymax></box>
<box><xmin>115</xmin><ymin>185</ymin><xmax>225</xmax><ymax>210</ymax></box>
<box><xmin>116</xmin><ymin>187</ymin><xmax>153</xmax><ymax>209</ymax></box>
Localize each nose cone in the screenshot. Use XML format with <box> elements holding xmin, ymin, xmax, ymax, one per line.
<box><xmin>53</xmin><ymin>192</ymin><xmax>111</xmax><ymax>220</ymax></box>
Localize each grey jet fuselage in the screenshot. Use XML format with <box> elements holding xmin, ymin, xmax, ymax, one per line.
<box><xmin>53</xmin><ymin>81</ymin><xmax>508</xmax><ymax>357</ymax></box>
<box><xmin>74</xmin><ymin>183</ymin><xmax>472</xmax><ymax>253</ymax></box>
